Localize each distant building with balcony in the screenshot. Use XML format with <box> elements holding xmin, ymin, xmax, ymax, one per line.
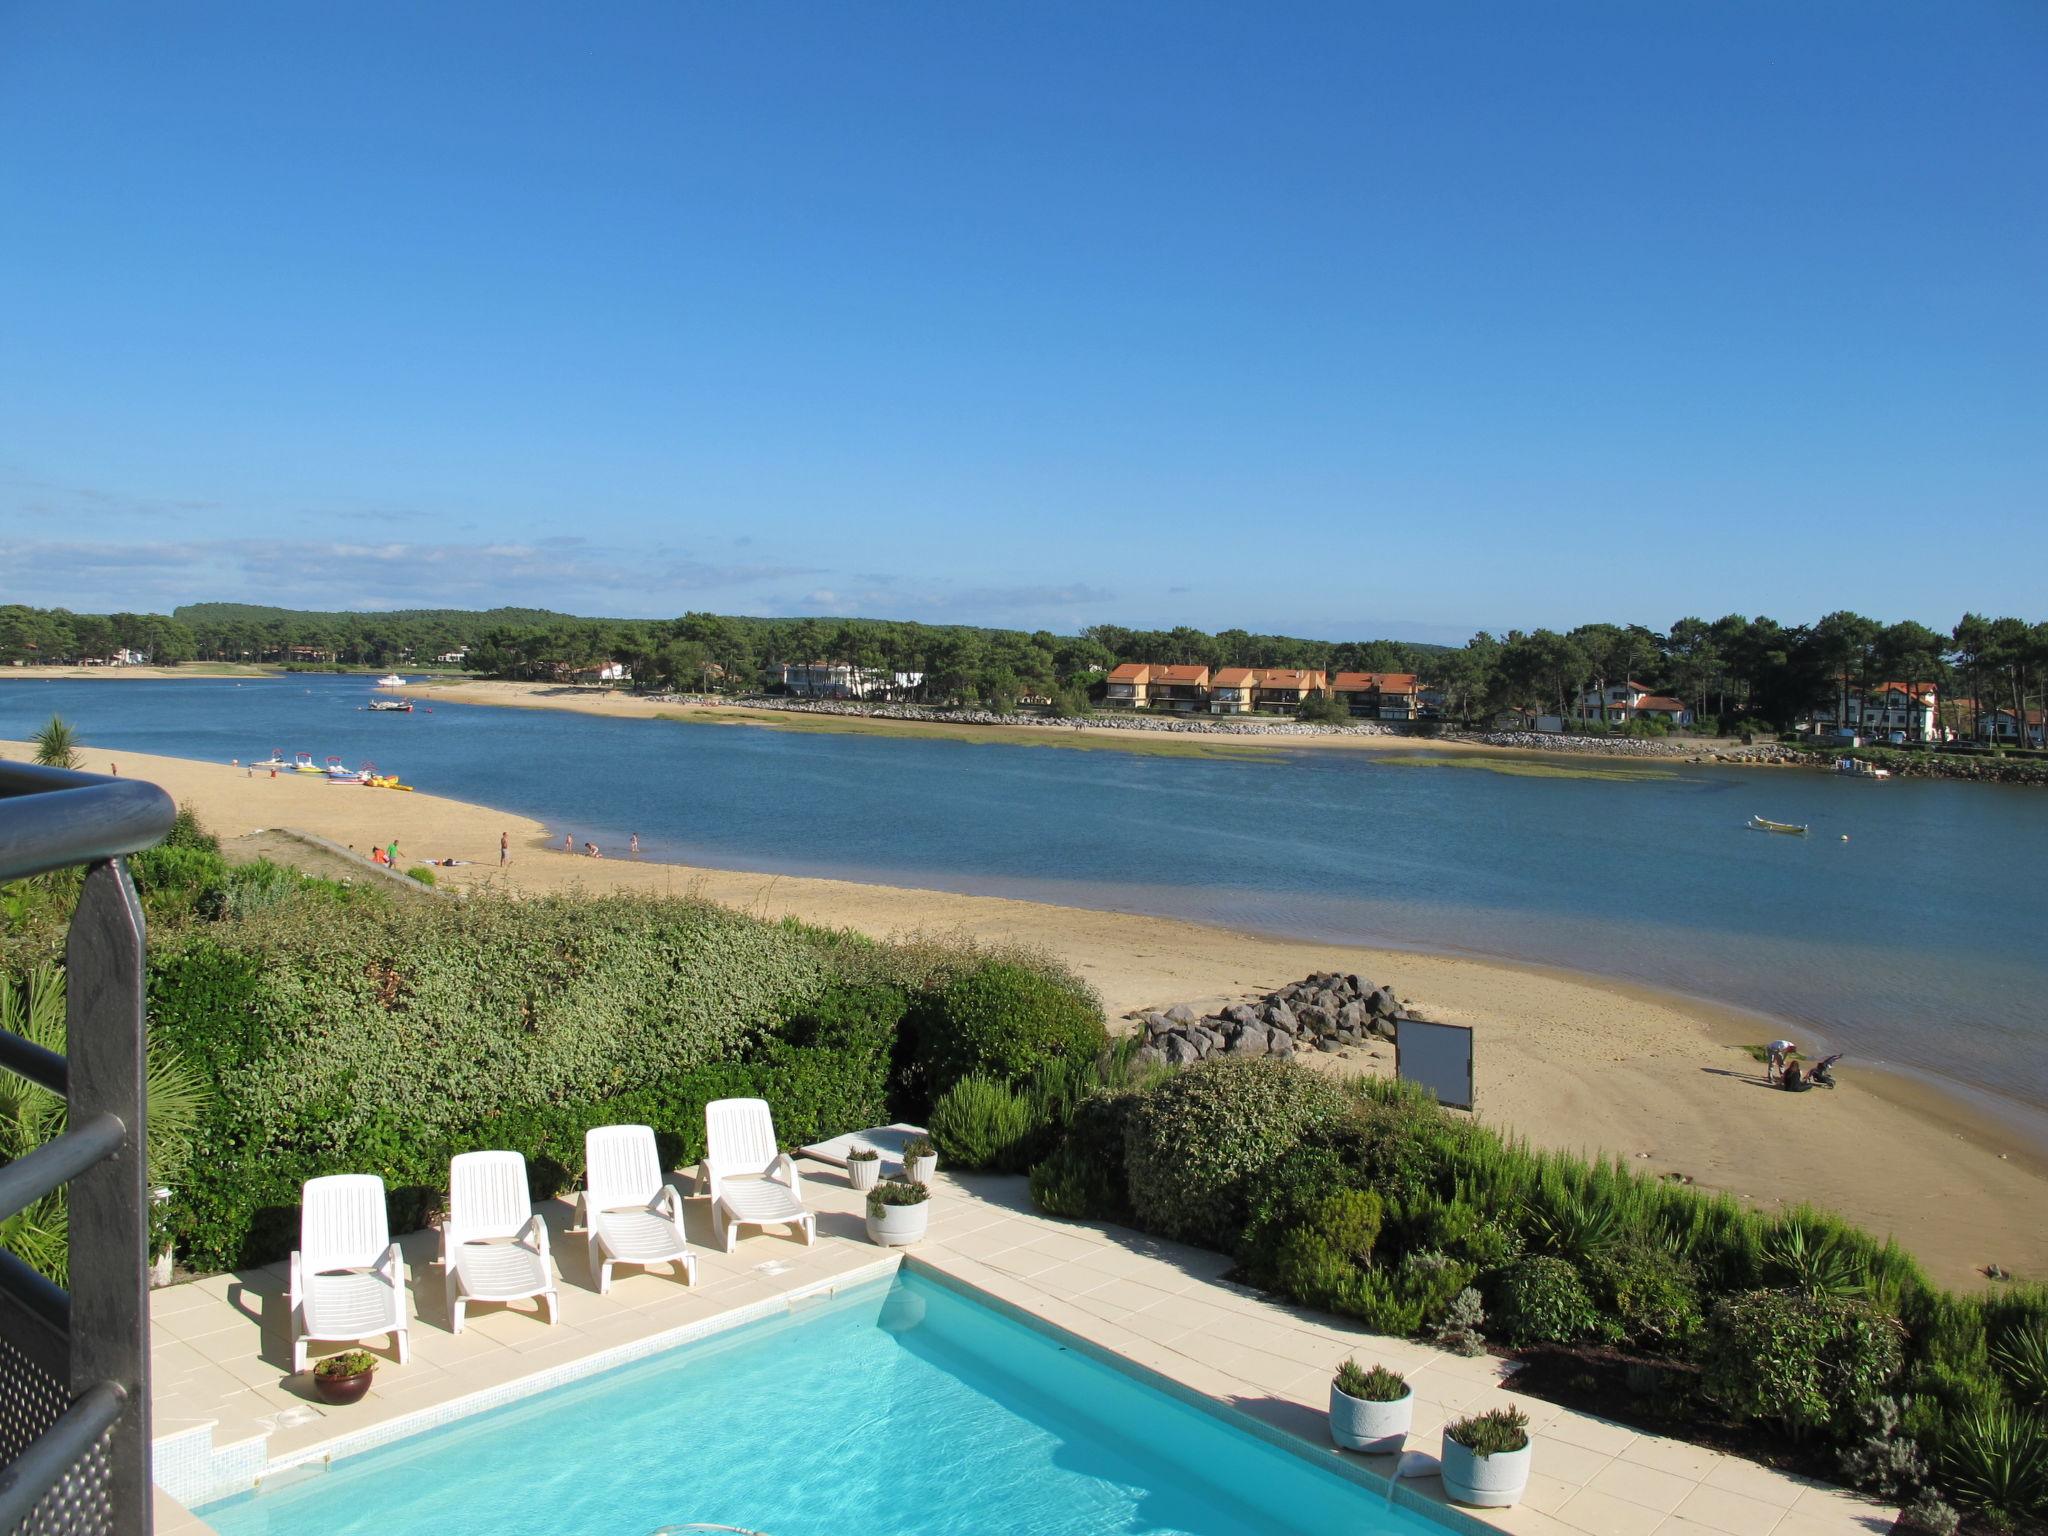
<box><xmin>1977</xmin><ymin>707</ymin><xmax>2045</xmax><ymax>748</ymax></box>
<box><xmin>1209</xmin><ymin>667</ymin><xmax>1258</xmax><ymax>715</ymax></box>
<box><xmin>1331</xmin><ymin>672</ymin><xmax>1420</xmax><ymax>720</ymax></box>
<box><xmin>1103</xmin><ymin>663</ymin><xmax>1153</xmax><ymax>708</ymax></box>
<box><xmin>1146</xmin><ymin>665</ymin><xmax>1211</xmax><ymax>713</ymax></box>
<box><xmin>1807</xmin><ymin>680</ymin><xmax>1940</xmax><ymax>744</ymax></box>
<box><xmin>1252</xmin><ymin>669</ymin><xmax>1328</xmax><ymax>712</ymax></box>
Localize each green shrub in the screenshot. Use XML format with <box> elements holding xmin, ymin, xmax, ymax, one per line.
<box><xmin>405</xmin><ymin>865</ymin><xmax>437</xmax><ymax>886</ymax></box>
<box><xmin>1701</xmin><ymin>1291</ymin><xmax>1905</xmax><ymax>1438</ymax></box>
<box><xmin>1029</xmin><ymin>1091</ymin><xmax>1141</xmax><ymax>1222</ymax></box>
<box><xmin>1991</xmin><ymin>1319</ymin><xmax>2048</xmax><ymax>1410</ymax></box>
<box><xmin>1271</xmin><ymin>1189</ymin><xmax>1384</xmax><ymax>1311</ymax></box>
<box><xmin>929</xmin><ymin>1074</ymin><xmax>1037</xmax><ymax>1171</ymax></box>
<box><xmin>1492</xmin><ymin>1256</ymin><xmax>1599</xmax><ymax>1346</ymax></box>
<box><xmin>1589</xmin><ymin>1240</ymin><xmax>1705</xmax><ymax>1347</ymax></box>
<box><xmin>909</xmin><ymin>960</ymin><xmax>1106</xmax><ymax>1102</ymax></box>
<box><xmin>1122</xmin><ymin>1058</ymin><xmax>1352</xmax><ymax>1250</ymax></box>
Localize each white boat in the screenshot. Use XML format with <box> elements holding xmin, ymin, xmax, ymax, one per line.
<box><xmin>368</xmin><ymin>698</ymin><xmax>414</xmax><ymax>712</ymax></box>
<box><xmin>376</xmin><ymin>674</ymin><xmax>407</xmax><ymax>687</ymax></box>
<box><xmin>292</xmin><ymin>752</ymin><xmax>323</xmax><ymax>774</ymax></box>
<box><xmin>326</xmin><ymin>759</ymin><xmax>373</xmax><ymax>784</ymax></box>
<box><xmin>1835</xmin><ymin>757</ymin><xmax>1889</xmax><ymax>780</ymax></box>
<box><xmin>252</xmin><ymin>752</ymin><xmax>289</xmax><ymax>770</ymax></box>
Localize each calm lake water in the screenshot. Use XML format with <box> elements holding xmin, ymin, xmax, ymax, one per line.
<box><xmin>7</xmin><ymin>676</ymin><xmax>2047</xmax><ymax>1129</ymax></box>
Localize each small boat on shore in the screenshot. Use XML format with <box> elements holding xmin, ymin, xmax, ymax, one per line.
<box><xmin>1835</xmin><ymin>757</ymin><xmax>1889</xmax><ymax>780</ymax></box>
<box><xmin>326</xmin><ymin>758</ymin><xmax>372</xmax><ymax>783</ymax></box>
<box><xmin>252</xmin><ymin>751</ymin><xmax>289</xmax><ymax>770</ymax></box>
<box><xmin>376</xmin><ymin>673</ymin><xmax>407</xmax><ymax>687</ymax></box>
<box><xmin>1749</xmin><ymin>814</ymin><xmax>1809</xmax><ymax>835</ymax></box>
<box><xmin>292</xmin><ymin>752</ymin><xmax>323</xmax><ymax>774</ymax></box>
<box><xmin>368</xmin><ymin>698</ymin><xmax>413</xmax><ymax>712</ymax></box>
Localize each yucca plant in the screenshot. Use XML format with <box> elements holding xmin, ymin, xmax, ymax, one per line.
<box><xmin>30</xmin><ymin>713</ymin><xmax>81</xmax><ymax>770</ymax></box>
<box><xmin>0</xmin><ymin>965</ymin><xmax>209</xmax><ymax>1284</ymax></box>
<box><xmin>1445</xmin><ymin>1405</ymin><xmax>1530</xmax><ymax>1457</ymax></box>
<box><xmin>1991</xmin><ymin>1320</ymin><xmax>2048</xmax><ymax>1410</ymax></box>
<box><xmin>1762</xmin><ymin>1216</ymin><xmax>1869</xmax><ymax>1299</ymax></box>
<box><xmin>1939</xmin><ymin>1401</ymin><xmax>2048</xmax><ymax>1517</ymax></box>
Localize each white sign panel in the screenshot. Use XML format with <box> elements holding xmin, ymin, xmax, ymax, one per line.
<box><xmin>1396</xmin><ymin>1019</ymin><xmax>1475</xmax><ymax>1110</ymax></box>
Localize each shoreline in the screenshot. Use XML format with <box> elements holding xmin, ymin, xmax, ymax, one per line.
<box><xmin>6</xmin><ymin>737</ymin><xmax>2044</xmax><ymax>1288</ymax></box>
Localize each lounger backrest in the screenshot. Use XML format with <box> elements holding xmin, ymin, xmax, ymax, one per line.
<box><xmin>448</xmin><ymin>1150</ymin><xmax>532</xmax><ymax>1243</ymax></box>
<box><xmin>301</xmin><ymin>1174</ymin><xmax>390</xmax><ymax>1271</ymax></box>
<box><xmin>585</xmin><ymin>1124</ymin><xmax>662</xmax><ymax>1210</ymax></box>
<box><xmin>705</xmin><ymin>1098</ymin><xmax>778</xmax><ymax>1178</ymax></box>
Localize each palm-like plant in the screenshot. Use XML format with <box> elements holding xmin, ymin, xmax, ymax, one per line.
<box><xmin>0</xmin><ymin>964</ymin><xmax>207</xmax><ymax>1285</ymax></box>
<box><xmin>30</xmin><ymin>713</ymin><xmax>81</xmax><ymax>770</ymax></box>
<box><xmin>1761</xmin><ymin>1217</ymin><xmax>1868</xmax><ymax>1299</ymax></box>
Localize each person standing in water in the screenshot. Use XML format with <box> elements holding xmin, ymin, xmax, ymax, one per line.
<box><xmin>629</xmin><ymin>833</ymin><xmax>640</xmax><ymax>859</ymax></box>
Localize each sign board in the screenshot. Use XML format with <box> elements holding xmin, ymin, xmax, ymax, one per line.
<box><xmin>1396</xmin><ymin>1019</ymin><xmax>1475</xmax><ymax>1110</ymax></box>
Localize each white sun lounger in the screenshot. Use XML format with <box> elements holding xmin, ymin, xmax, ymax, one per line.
<box><xmin>442</xmin><ymin>1150</ymin><xmax>559</xmax><ymax>1333</ymax></box>
<box><xmin>290</xmin><ymin>1174</ymin><xmax>410</xmax><ymax>1373</ymax></box>
<box><xmin>700</xmin><ymin>1098</ymin><xmax>816</xmax><ymax>1254</ymax></box>
<box><xmin>579</xmin><ymin>1125</ymin><xmax>697</xmax><ymax>1294</ymax></box>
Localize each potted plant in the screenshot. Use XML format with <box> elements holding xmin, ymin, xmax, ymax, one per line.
<box><xmin>1440</xmin><ymin>1406</ymin><xmax>1532</xmax><ymax>1507</ymax></box>
<box><xmin>310</xmin><ymin>1349</ymin><xmax>378</xmax><ymax>1405</ymax></box>
<box><xmin>865</xmin><ymin>1179</ymin><xmax>931</xmax><ymax>1246</ymax></box>
<box><xmin>1328</xmin><ymin>1360</ymin><xmax>1412</xmax><ymax>1454</ymax></box>
<box><xmin>902</xmin><ymin>1135</ymin><xmax>937</xmax><ymax>1185</ymax></box>
<box><xmin>846</xmin><ymin>1144</ymin><xmax>881</xmax><ymax>1192</ymax></box>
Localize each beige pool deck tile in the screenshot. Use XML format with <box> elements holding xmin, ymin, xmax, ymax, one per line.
<box><xmin>148</xmin><ymin>1168</ymin><xmax>1895</xmax><ymax>1536</ymax></box>
<box><xmin>1666</xmin><ymin>1481</ymin><xmax>1791</xmax><ymax>1534</ymax></box>
<box><xmin>1585</xmin><ymin>1459</ymin><xmax>1697</xmax><ymax>1515</ymax></box>
<box><xmin>1554</xmin><ymin>1485</ymin><xmax>1672</xmax><ymax>1536</ymax></box>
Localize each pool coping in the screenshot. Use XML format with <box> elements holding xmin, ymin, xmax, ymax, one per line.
<box><xmin>167</xmin><ymin>1254</ymin><xmax>902</xmax><ymax>1509</ymax></box>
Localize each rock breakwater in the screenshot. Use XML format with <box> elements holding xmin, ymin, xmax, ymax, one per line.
<box><xmin>1130</xmin><ymin>971</ymin><xmax>1405</xmax><ymax>1066</ymax></box>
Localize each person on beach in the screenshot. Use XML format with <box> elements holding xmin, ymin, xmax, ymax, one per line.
<box><xmin>500</xmin><ymin>831</ymin><xmax>509</xmax><ymax>867</ymax></box>
<box><xmin>629</xmin><ymin>833</ymin><xmax>639</xmax><ymax>859</ymax></box>
<box><xmin>386</xmin><ymin>839</ymin><xmax>399</xmax><ymax>867</ymax></box>
<box><xmin>585</xmin><ymin>841</ymin><xmax>602</xmax><ymax>858</ymax></box>
<box><xmin>562</xmin><ymin>833</ymin><xmax>573</xmax><ymax>852</ymax></box>
<box><xmin>369</xmin><ymin>845</ymin><xmax>387</xmax><ymax>865</ymax></box>
<box><xmin>1781</xmin><ymin>1059</ymin><xmax>1807</xmax><ymax>1092</ymax></box>
<box><xmin>1766</xmin><ymin>1039</ymin><xmax>1796</xmax><ymax>1083</ymax></box>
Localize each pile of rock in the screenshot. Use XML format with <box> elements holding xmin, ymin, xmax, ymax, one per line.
<box><xmin>1131</xmin><ymin>972</ymin><xmax>1407</xmax><ymax>1067</ymax></box>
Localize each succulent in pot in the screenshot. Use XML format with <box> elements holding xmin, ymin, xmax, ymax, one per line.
<box><xmin>1328</xmin><ymin>1359</ymin><xmax>1412</xmax><ymax>1454</ymax></box>
<box><xmin>311</xmin><ymin>1349</ymin><xmax>378</xmax><ymax>1404</ymax></box>
<box><xmin>865</xmin><ymin>1178</ymin><xmax>931</xmax><ymax>1246</ymax></box>
<box><xmin>901</xmin><ymin>1135</ymin><xmax>937</xmax><ymax>1186</ymax></box>
<box><xmin>846</xmin><ymin>1144</ymin><xmax>881</xmax><ymax>1192</ymax></box>
<box><xmin>1440</xmin><ymin>1406</ymin><xmax>1532</xmax><ymax>1507</ymax></box>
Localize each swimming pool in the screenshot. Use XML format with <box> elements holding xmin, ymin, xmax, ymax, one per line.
<box><xmin>199</xmin><ymin>1269</ymin><xmax>1451</xmax><ymax>1535</ymax></box>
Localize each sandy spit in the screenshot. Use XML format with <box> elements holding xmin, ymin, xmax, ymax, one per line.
<box><xmin>7</xmin><ymin>739</ymin><xmax>2041</xmax><ymax>1289</ymax></box>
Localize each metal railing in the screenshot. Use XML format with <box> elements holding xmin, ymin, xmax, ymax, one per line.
<box><xmin>0</xmin><ymin>759</ymin><xmax>175</xmax><ymax>1536</ymax></box>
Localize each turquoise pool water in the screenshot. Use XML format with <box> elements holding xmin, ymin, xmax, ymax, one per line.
<box><xmin>198</xmin><ymin>1271</ymin><xmax>1444</xmax><ymax>1535</ymax></box>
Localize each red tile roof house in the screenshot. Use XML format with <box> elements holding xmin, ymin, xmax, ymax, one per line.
<box><xmin>1978</xmin><ymin>706</ymin><xmax>2046</xmax><ymax>748</ymax></box>
<box><xmin>1208</xmin><ymin>667</ymin><xmax>1259</xmax><ymax>715</ymax></box>
<box><xmin>1331</xmin><ymin>671</ymin><xmax>1420</xmax><ymax>720</ymax></box>
<box><xmin>1145</xmin><ymin>664</ymin><xmax>1212</xmax><ymax>712</ymax></box>
<box><xmin>1574</xmin><ymin>680</ymin><xmax>1692</xmax><ymax>726</ymax></box>
<box><xmin>1103</xmin><ymin>663</ymin><xmax>1152</xmax><ymax>708</ymax></box>
<box><xmin>1251</xmin><ymin>668</ymin><xmax>1328</xmax><ymax>712</ymax></box>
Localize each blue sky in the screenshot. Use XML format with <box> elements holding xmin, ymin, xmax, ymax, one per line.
<box><xmin>2</xmin><ymin>1</ymin><xmax>2042</xmax><ymax>641</ymax></box>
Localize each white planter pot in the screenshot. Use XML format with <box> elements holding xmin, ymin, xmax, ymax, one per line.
<box><xmin>1328</xmin><ymin>1383</ymin><xmax>1412</xmax><ymax>1454</ymax></box>
<box><xmin>847</xmin><ymin>1157</ymin><xmax>881</xmax><ymax>1192</ymax></box>
<box><xmin>865</xmin><ymin>1200</ymin><xmax>930</xmax><ymax>1247</ymax></box>
<box><xmin>1439</xmin><ymin>1432</ymin><xmax>1532</xmax><ymax>1507</ymax></box>
<box><xmin>905</xmin><ymin>1153</ymin><xmax>937</xmax><ymax>1185</ymax></box>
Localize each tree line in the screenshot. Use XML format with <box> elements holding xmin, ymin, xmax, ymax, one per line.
<box><xmin>3</xmin><ymin>601</ymin><xmax>2042</xmax><ymax>731</ymax></box>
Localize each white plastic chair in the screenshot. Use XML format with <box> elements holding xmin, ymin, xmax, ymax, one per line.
<box><xmin>290</xmin><ymin>1174</ymin><xmax>409</xmax><ymax>1373</ymax></box>
<box><xmin>442</xmin><ymin>1151</ymin><xmax>559</xmax><ymax>1333</ymax></box>
<box><xmin>577</xmin><ymin>1125</ymin><xmax>696</xmax><ymax>1294</ymax></box>
<box><xmin>698</xmin><ymin>1098</ymin><xmax>816</xmax><ymax>1254</ymax></box>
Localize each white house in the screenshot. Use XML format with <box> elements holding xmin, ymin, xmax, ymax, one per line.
<box><xmin>1573</xmin><ymin>680</ymin><xmax>1691</xmax><ymax>726</ymax></box>
<box><xmin>567</xmin><ymin>660</ymin><xmax>631</xmax><ymax>685</ymax></box>
<box><xmin>1977</xmin><ymin>707</ymin><xmax>2045</xmax><ymax>748</ymax></box>
<box><xmin>1809</xmin><ymin>681</ymin><xmax>1941</xmax><ymax>744</ymax></box>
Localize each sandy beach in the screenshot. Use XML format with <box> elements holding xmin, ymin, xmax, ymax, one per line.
<box><xmin>9</xmin><ymin>738</ymin><xmax>2041</xmax><ymax>1288</ymax></box>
